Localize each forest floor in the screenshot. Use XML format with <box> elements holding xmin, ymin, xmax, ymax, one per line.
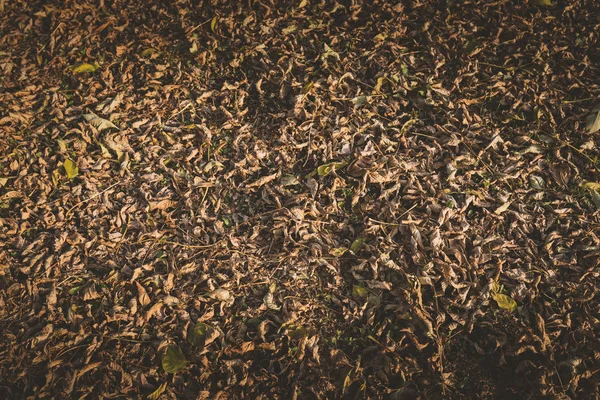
<box><xmin>1</xmin><ymin>0</ymin><xmax>599</xmax><ymax>399</ymax></box>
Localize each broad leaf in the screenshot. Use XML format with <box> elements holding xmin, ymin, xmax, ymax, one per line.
<box><xmin>63</xmin><ymin>158</ymin><xmax>78</xmax><ymax>179</ymax></box>
<box><xmin>207</xmin><ymin>288</ymin><xmax>231</xmax><ymax>301</ymax></box>
<box><xmin>352</xmin><ymin>95</ymin><xmax>367</xmax><ymax>107</ymax></box>
<box><xmin>329</xmin><ymin>247</ymin><xmax>347</xmax><ymax>257</ymax></box>
<box><xmin>287</xmin><ymin>325</ymin><xmax>308</xmax><ymax>340</ymax></box>
<box><xmin>350</xmin><ymin>237</ymin><xmax>366</xmax><ymax>254</ymax></box>
<box><xmin>352</xmin><ymin>284</ymin><xmax>368</xmax><ymax>300</ymax></box>
<box><xmin>586</xmin><ymin>108</ymin><xmax>600</xmax><ymax>134</ymax></box>
<box><xmin>162</xmin><ymin>345</ymin><xmax>187</xmax><ymax>373</ymax></box>
<box><xmin>188</xmin><ymin>322</ymin><xmax>209</xmax><ymax>347</ymax></box>
<box><xmin>529</xmin><ymin>175</ymin><xmax>545</xmax><ymax>190</ymax></box>
<box><xmin>83</xmin><ymin>112</ymin><xmax>119</xmax><ymax>131</ymax></box>
<box><xmin>140</xmin><ymin>48</ymin><xmax>157</xmax><ymax>58</ymax></box>
<box><xmin>147</xmin><ymin>382</ymin><xmax>167</xmax><ymax>400</ymax></box>
<box><xmin>72</xmin><ymin>63</ymin><xmax>98</xmax><ymax>74</ymax></box>
<box><xmin>492</xmin><ymin>292</ymin><xmax>517</xmax><ymax>312</ymax></box>
<box><xmin>317</xmin><ymin>161</ymin><xmax>347</xmax><ymax>177</ymax></box>
<box><xmin>581</xmin><ymin>181</ymin><xmax>600</xmax><ymax>191</ymax></box>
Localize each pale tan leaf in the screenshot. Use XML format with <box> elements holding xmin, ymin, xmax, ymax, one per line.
<box><xmin>135</xmin><ymin>281</ymin><xmax>150</xmax><ymax>307</ymax></box>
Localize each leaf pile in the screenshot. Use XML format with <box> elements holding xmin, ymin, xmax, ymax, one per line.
<box><xmin>1</xmin><ymin>0</ymin><xmax>599</xmax><ymax>399</ymax></box>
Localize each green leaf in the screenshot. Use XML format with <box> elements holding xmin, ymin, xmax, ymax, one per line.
<box><xmin>492</xmin><ymin>292</ymin><xmax>517</xmax><ymax>312</ymax></box>
<box><xmin>535</xmin><ymin>0</ymin><xmax>553</xmax><ymax>5</ymax></box>
<box><xmin>287</xmin><ymin>325</ymin><xmax>308</xmax><ymax>340</ymax></box>
<box><xmin>140</xmin><ymin>48</ymin><xmax>157</xmax><ymax>58</ymax></box>
<box><xmin>72</xmin><ymin>63</ymin><xmax>98</xmax><ymax>74</ymax></box>
<box><xmin>590</xmin><ymin>189</ymin><xmax>600</xmax><ymax>209</ymax></box>
<box><xmin>352</xmin><ymin>284</ymin><xmax>368</xmax><ymax>300</ymax></box>
<box><xmin>63</xmin><ymin>158</ymin><xmax>78</xmax><ymax>179</ymax></box>
<box><xmin>352</xmin><ymin>95</ymin><xmax>367</xmax><ymax>107</ymax></box>
<box><xmin>210</xmin><ymin>16</ymin><xmax>218</xmax><ymax>33</ymax></box>
<box><xmin>317</xmin><ymin>161</ymin><xmax>347</xmax><ymax>177</ymax></box>
<box><xmin>162</xmin><ymin>344</ymin><xmax>187</xmax><ymax>373</ymax></box>
<box><xmin>69</xmin><ymin>285</ymin><xmax>83</xmax><ymax>295</ymax></box>
<box><xmin>349</xmin><ymin>237</ymin><xmax>366</xmax><ymax>254</ymax></box>
<box><xmin>147</xmin><ymin>382</ymin><xmax>167</xmax><ymax>400</ymax></box>
<box><xmin>329</xmin><ymin>247</ymin><xmax>347</xmax><ymax>257</ymax></box>
<box><xmin>188</xmin><ymin>322</ymin><xmax>209</xmax><ymax>347</ymax></box>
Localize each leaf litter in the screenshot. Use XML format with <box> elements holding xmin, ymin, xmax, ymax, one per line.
<box><xmin>0</xmin><ymin>0</ymin><xmax>599</xmax><ymax>399</ymax></box>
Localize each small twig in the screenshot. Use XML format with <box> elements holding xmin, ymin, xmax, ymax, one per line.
<box><xmin>66</xmin><ymin>181</ymin><xmax>122</xmax><ymax>216</ymax></box>
<box><xmin>368</xmin><ymin>204</ymin><xmax>418</xmax><ymax>226</ymax></box>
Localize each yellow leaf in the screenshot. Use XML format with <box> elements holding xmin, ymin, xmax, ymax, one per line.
<box><xmin>72</xmin><ymin>63</ymin><xmax>98</xmax><ymax>74</ymax></box>
<box><xmin>317</xmin><ymin>161</ymin><xmax>347</xmax><ymax>176</ymax></box>
<box><xmin>140</xmin><ymin>48</ymin><xmax>157</xmax><ymax>57</ymax></box>
<box><xmin>352</xmin><ymin>284</ymin><xmax>368</xmax><ymax>300</ymax></box>
<box><xmin>582</xmin><ymin>181</ymin><xmax>600</xmax><ymax>191</ymax></box>
<box><xmin>329</xmin><ymin>247</ymin><xmax>347</xmax><ymax>257</ymax></box>
<box><xmin>282</xmin><ymin>25</ymin><xmax>297</xmax><ymax>35</ymax></box>
<box><xmin>210</xmin><ymin>16</ymin><xmax>218</xmax><ymax>33</ymax></box>
<box><xmin>147</xmin><ymin>382</ymin><xmax>167</xmax><ymax>400</ymax></box>
<box><xmin>535</xmin><ymin>0</ymin><xmax>552</xmax><ymax>5</ymax></box>
<box><xmin>63</xmin><ymin>158</ymin><xmax>78</xmax><ymax>179</ymax></box>
<box><xmin>493</xmin><ymin>292</ymin><xmax>517</xmax><ymax>312</ymax></box>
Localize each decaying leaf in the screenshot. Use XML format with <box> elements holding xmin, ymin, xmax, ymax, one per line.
<box><xmin>207</xmin><ymin>288</ymin><xmax>231</xmax><ymax>302</ymax></box>
<box><xmin>586</xmin><ymin>110</ymin><xmax>600</xmax><ymax>134</ymax></box>
<box><xmin>1</xmin><ymin>1</ymin><xmax>596</xmax><ymax>398</ymax></box>
<box><xmin>83</xmin><ymin>112</ymin><xmax>119</xmax><ymax>131</ymax></box>
<box><xmin>135</xmin><ymin>281</ymin><xmax>150</xmax><ymax>307</ymax></box>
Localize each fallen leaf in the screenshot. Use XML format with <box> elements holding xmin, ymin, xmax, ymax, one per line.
<box><xmin>147</xmin><ymin>383</ymin><xmax>167</xmax><ymax>400</ymax></box>
<box><xmin>72</xmin><ymin>62</ymin><xmax>99</xmax><ymax>74</ymax></box>
<box><xmin>493</xmin><ymin>292</ymin><xmax>518</xmax><ymax>312</ymax></box>
<box><xmin>207</xmin><ymin>288</ymin><xmax>231</xmax><ymax>302</ymax></box>
<box><xmin>135</xmin><ymin>281</ymin><xmax>150</xmax><ymax>307</ymax></box>
<box><xmin>350</xmin><ymin>237</ymin><xmax>366</xmax><ymax>254</ymax></box>
<box><xmin>352</xmin><ymin>95</ymin><xmax>368</xmax><ymax>107</ymax></box>
<box><xmin>352</xmin><ymin>284</ymin><xmax>368</xmax><ymax>301</ymax></box>
<box><xmin>63</xmin><ymin>159</ymin><xmax>78</xmax><ymax>179</ymax></box>
<box><xmin>329</xmin><ymin>247</ymin><xmax>347</xmax><ymax>257</ymax></box>
<box><xmin>83</xmin><ymin>112</ymin><xmax>119</xmax><ymax>131</ymax></box>
<box><xmin>494</xmin><ymin>201</ymin><xmax>512</xmax><ymax>215</ymax></box>
<box><xmin>162</xmin><ymin>345</ymin><xmax>187</xmax><ymax>373</ymax></box>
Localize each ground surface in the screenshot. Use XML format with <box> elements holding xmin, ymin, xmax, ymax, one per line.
<box><xmin>1</xmin><ymin>0</ymin><xmax>600</xmax><ymax>398</ymax></box>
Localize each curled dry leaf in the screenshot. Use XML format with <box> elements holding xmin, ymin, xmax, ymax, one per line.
<box><xmin>207</xmin><ymin>288</ymin><xmax>231</xmax><ymax>302</ymax></box>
